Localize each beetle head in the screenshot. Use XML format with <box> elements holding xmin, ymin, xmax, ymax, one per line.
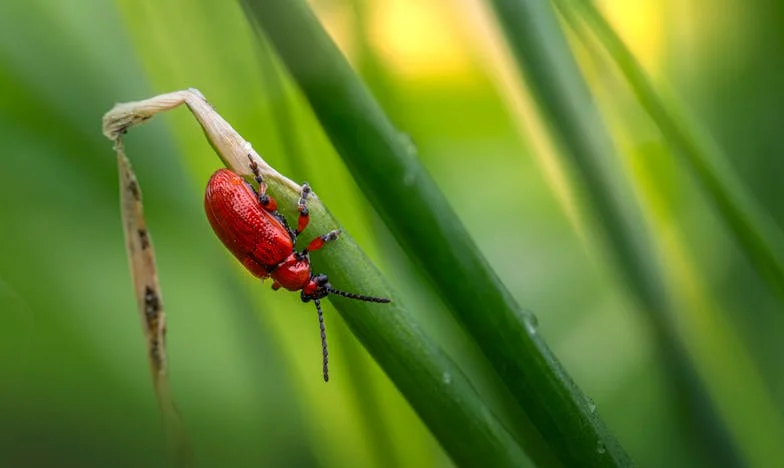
<box><xmin>301</xmin><ymin>273</ymin><xmax>391</xmax><ymax>383</ymax></box>
<box><xmin>301</xmin><ymin>274</ymin><xmax>331</xmax><ymax>302</ymax></box>
<box><xmin>301</xmin><ymin>273</ymin><xmax>392</xmax><ymax>304</ymax></box>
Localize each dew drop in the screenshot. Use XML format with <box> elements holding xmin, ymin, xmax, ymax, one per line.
<box><xmin>525</xmin><ymin>314</ymin><xmax>539</xmax><ymax>335</ymax></box>
<box><xmin>520</xmin><ymin>308</ymin><xmax>539</xmax><ymax>336</ymax></box>
<box><xmin>399</xmin><ymin>132</ymin><xmax>418</xmax><ymax>156</ymax></box>
<box><xmin>587</xmin><ymin>399</ymin><xmax>597</xmax><ymax>414</ymax></box>
<box><xmin>528</xmin><ymin>312</ymin><xmax>539</xmax><ymax>327</ymax></box>
<box><xmin>584</xmin><ymin>393</ymin><xmax>597</xmax><ymax>414</ymax></box>
<box><xmin>442</xmin><ymin>371</ymin><xmax>452</xmax><ymax>385</ymax></box>
<box><xmin>596</xmin><ymin>442</ymin><xmax>606</xmax><ymax>455</ymax></box>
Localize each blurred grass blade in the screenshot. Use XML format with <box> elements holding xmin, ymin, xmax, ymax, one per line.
<box><xmin>241</xmin><ymin>0</ymin><xmax>630</xmax><ymax>465</ymax></box>
<box><xmin>555</xmin><ymin>5</ymin><xmax>784</xmax><ymax>463</ymax></box>
<box><xmin>113</xmin><ymin>139</ymin><xmax>192</xmax><ymax>467</ymax></box>
<box><xmin>557</xmin><ymin>0</ymin><xmax>784</xmax><ymax>304</ymax></box>
<box><xmin>103</xmin><ymin>91</ymin><xmax>531</xmax><ymax>467</ymax></box>
<box><xmin>253</xmin><ymin>35</ymin><xmax>406</xmax><ymax>468</ymax></box>
<box><xmin>482</xmin><ymin>0</ymin><xmax>740</xmax><ymax>463</ymax></box>
<box><xmin>629</xmin><ymin>143</ymin><xmax>784</xmax><ymax>467</ymax></box>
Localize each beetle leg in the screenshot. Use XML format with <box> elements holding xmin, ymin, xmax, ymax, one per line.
<box><xmin>302</xmin><ymin>229</ymin><xmax>341</xmax><ymax>255</ymax></box>
<box><xmin>271</xmin><ymin>281</ymin><xmax>282</xmax><ymax>291</ymax></box>
<box><xmin>247</xmin><ymin>154</ymin><xmax>278</xmax><ymax>212</ymax></box>
<box><xmin>296</xmin><ymin>183</ymin><xmax>312</xmax><ymax>235</ymax></box>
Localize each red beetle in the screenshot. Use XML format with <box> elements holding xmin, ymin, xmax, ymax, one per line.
<box><xmin>204</xmin><ymin>155</ymin><xmax>390</xmax><ymax>381</ymax></box>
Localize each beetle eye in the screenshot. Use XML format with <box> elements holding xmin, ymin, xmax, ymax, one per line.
<box><xmin>314</xmin><ymin>274</ymin><xmax>329</xmax><ymax>285</ymax></box>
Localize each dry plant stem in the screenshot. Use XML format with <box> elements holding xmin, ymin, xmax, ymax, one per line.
<box><xmin>103</xmin><ymin>89</ymin><xmax>300</xmax><ymax>193</ymax></box>
<box><xmin>114</xmin><ymin>139</ymin><xmax>192</xmax><ymax>467</ymax></box>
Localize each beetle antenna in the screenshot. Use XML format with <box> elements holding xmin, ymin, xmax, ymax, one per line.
<box><xmin>314</xmin><ymin>299</ymin><xmax>329</xmax><ymax>382</ymax></box>
<box><xmin>325</xmin><ymin>287</ymin><xmax>391</xmax><ymax>303</ymax></box>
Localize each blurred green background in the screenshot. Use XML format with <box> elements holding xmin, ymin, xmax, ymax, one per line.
<box><xmin>1</xmin><ymin>0</ymin><xmax>783</xmax><ymax>466</ymax></box>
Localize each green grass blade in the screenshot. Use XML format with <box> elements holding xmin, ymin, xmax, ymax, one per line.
<box><xmin>253</xmin><ymin>36</ymin><xmax>412</xmax><ymax>468</ymax></box>
<box><xmin>482</xmin><ymin>0</ymin><xmax>737</xmax><ymax>462</ymax></box>
<box><xmin>552</xmin><ymin>2</ymin><xmax>784</xmax><ymax>463</ymax></box>
<box><xmin>248</xmin><ymin>136</ymin><xmax>533</xmax><ymax>468</ymax></box>
<box><xmin>242</xmin><ymin>0</ymin><xmax>630</xmax><ymax>465</ymax></box>
<box><xmin>556</xmin><ymin>0</ymin><xmax>784</xmax><ymax>305</ymax></box>
<box><xmin>629</xmin><ymin>143</ymin><xmax>784</xmax><ymax>467</ymax></box>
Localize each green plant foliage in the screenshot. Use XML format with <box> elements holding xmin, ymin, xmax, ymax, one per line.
<box><xmin>241</xmin><ymin>0</ymin><xmax>630</xmax><ymax>465</ymax></box>
<box><xmin>557</xmin><ymin>0</ymin><xmax>784</xmax><ymax>305</ymax></box>
<box><xmin>0</xmin><ymin>0</ymin><xmax>782</xmax><ymax>467</ymax></box>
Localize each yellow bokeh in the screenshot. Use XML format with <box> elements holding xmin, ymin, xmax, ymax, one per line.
<box><xmin>317</xmin><ymin>0</ymin><xmax>667</xmax><ymax>80</ymax></box>
<box><xmin>597</xmin><ymin>0</ymin><xmax>663</xmax><ymax>71</ymax></box>
<box><xmin>368</xmin><ymin>0</ymin><xmax>473</xmax><ymax>80</ymax></box>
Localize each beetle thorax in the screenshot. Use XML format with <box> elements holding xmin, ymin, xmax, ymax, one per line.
<box><xmin>271</xmin><ymin>253</ymin><xmax>313</xmax><ymax>291</ymax></box>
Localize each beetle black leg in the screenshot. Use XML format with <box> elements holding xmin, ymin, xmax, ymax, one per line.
<box><xmin>296</xmin><ymin>183</ymin><xmax>312</xmax><ymax>235</ymax></box>
<box><xmin>247</xmin><ymin>154</ymin><xmax>277</xmax><ymax>212</ymax></box>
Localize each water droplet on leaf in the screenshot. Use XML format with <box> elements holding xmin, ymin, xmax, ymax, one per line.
<box><xmin>399</xmin><ymin>132</ymin><xmax>418</xmax><ymax>156</ymax></box>
<box><xmin>586</xmin><ymin>396</ymin><xmax>596</xmax><ymax>414</ymax></box>
<box><xmin>597</xmin><ymin>442</ymin><xmax>606</xmax><ymax>455</ymax></box>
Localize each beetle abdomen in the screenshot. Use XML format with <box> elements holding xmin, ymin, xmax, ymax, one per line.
<box><xmin>205</xmin><ymin>169</ymin><xmax>293</xmax><ymax>276</ymax></box>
